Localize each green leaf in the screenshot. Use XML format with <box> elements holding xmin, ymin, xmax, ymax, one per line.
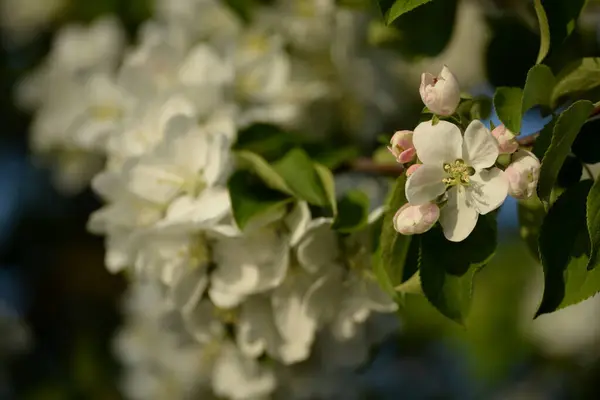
<box><xmin>228</xmin><ymin>171</ymin><xmax>292</xmax><ymax>230</ymax></box>
<box><xmin>235</xmin><ymin>151</ymin><xmax>293</xmax><ymax>195</ymax></box>
<box><xmin>517</xmin><ymin>196</ymin><xmax>545</xmax><ymax>262</ymax></box>
<box><xmin>373</xmin><ymin>175</ymin><xmax>412</xmax><ymax>298</ymax></box>
<box><xmin>332</xmin><ymin>190</ymin><xmax>370</xmax><ymax>233</ymax></box>
<box><xmin>533</xmin><ymin>0</ymin><xmax>551</xmax><ymax>64</ymax></box>
<box><xmin>522</xmin><ymin>64</ymin><xmax>556</xmax><ymax>113</ymax></box>
<box><xmin>532</xmin><ymin>118</ymin><xmax>556</xmax><ymax>160</ymax></box>
<box><xmin>273</xmin><ymin>148</ymin><xmax>330</xmax><ymax>207</ymax></box>
<box><xmin>378</xmin><ymin>0</ymin><xmax>434</xmax><ymax>24</ymax></box>
<box><xmin>384</xmin><ymin>0</ymin><xmax>457</xmax><ymax>60</ymax></box>
<box><xmin>419</xmin><ymin>216</ymin><xmax>497</xmax><ymax>324</ymax></box>
<box><xmin>314</xmin><ymin>163</ymin><xmax>338</xmax><ymax>215</ymax></box>
<box><xmin>311</xmin><ymin>146</ymin><xmax>360</xmax><ymax>170</ymax></box>
<box><xmin>536</xmin><ymin>180</ymin><xmax>600</xmax><ymax>315</ymax></box>
<box><xmin>587</xmin><ymin>178</ymin><xmax>600</xmax><ymax>270</ymax></box>
<box><xmin>537</xmin><ymin>100</ymin><xmax>594</xmax><ymax>208</ymax></box>
<box><xmin>234</xmin><ymin>124</ymin><xmax>296</xmax><ymax>161</ymax></box>
<box><xmin>494</xmin><ymin>87</ymin><xmax>523</xmax><ymax>133</ymax></box>
<box><xmin>552</xmin><ymin>58</ymin><xmax>600</xmax><ymax>107</ymax></box>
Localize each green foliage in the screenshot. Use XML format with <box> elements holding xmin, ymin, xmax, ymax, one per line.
<box><xmin>517</xmin><ymin>196</ymin><xmax>545</xmax><ymax>263</ymax></box>
<box><xmin>234</xmin><ymin>124</ymin><xmax>296</xmax><ymax>161</ymax></box>
<box><xmin>378</xmin><ymin>0</ymin><xmax>434</xmax><ymax>25</ymax></box>
<box><xmin>493</xmin><ymin>87</ymin><xmax>524</xmax><ymax>134</ymax></box>
<box><xmin>532</xmin><ymin>119</ymin><xmax>556</xmax><ymax>160</ymax></box>
<box><xmin>533</xmin><ymin>0</ymin><xmax>550</xmax><ymax>64</ymax></box>
<box><xmin>235</xmin><ymin>150</ymin><xmax>294</xmax><ymax>195</ymax></box>
<box><xmin>228</xmin><ymin>170</ymin><xmax>292</xmax><ymax>230</ymax></box>
<box><xmin>419</xmin><ymin>216</ymin><xmax>497</xmax><ymax>324</ymax></box>
<box><xmin>383</xmin><ymin>0</ymin><xmax>457</xmax><ymax>60</ymax></box>
<box><xmin>537</xmin><ymin>180</ymin><xmax>600</xmax><ymax>315</ymax></box>
<box><xmin>313</xmin><ymin>163</ymin><xmax>338</xmax><ymax>215</ymax></box>
<box><xmin>544</xmin><ymin>0</ymin><xmax>589</xmax><ymax>49</ymax></box>
<box><xmin>373</xmin><ymin>176</ymin><xmax>411</xmax><ymax>299</ymax></box>
<box><xmin>332</xmin><ymin>190</ymin><xmax>370</xmax><ymax>233</ymax></box>
<box><xmin>587</xmin><ymin>178</ymin><xmax>600</xmax><ymax>270</ymax></box>
<box><xmin>552</xmin><ymin>58</ymin><xmax>600</xmax><ymax>107</ymax></box>
<box><xmin>537</xmin><ymin>100</ymin><xmax>594</xmax><ymax>208</ymax></box>
<box><xmin>493</xmin><ymin>65</ymin><xmax>556</xmax><ymax>134</ymax></box>
<box><xmin>273</xmin><ymin>149</ymin><xmax>334</xmax><ymax>208</ymax></box>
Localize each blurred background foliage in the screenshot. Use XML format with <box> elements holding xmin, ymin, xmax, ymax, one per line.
<box><xmin>2</xmin><ymin>0</ymin><xmax>600</xmax><ymax>399</ymax></box>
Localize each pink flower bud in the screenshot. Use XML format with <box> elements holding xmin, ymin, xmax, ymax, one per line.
<box><xmin>388</xmin><ymin>130</ymin><xmax>416</xmax><ymax>164</ymax></box>
<box><xmin>505</xmin><ymin>150</ymin><xmax>540</xmax><ymax>199</ymax></box>
<box><xmin>419</xmin><ymin>65</ymin><xmax>460</xmax><ymax>116</ymax></box>
<box><xmin>406</xmin><ymin>163</ymin><xmax>422</xmax><ymax>176</ymax></box>
<box><xmin>393</xmin><ymin>203</ymin><xmax>440</xmax><ymax>235</ymax></box>
<box><xmin>491</xmin><ymin>124</ymin><xmax>519</xmax><ymax>154</ymax></box>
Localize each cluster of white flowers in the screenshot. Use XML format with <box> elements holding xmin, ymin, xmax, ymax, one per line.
<box><xmin>391</xmin><ymin>66</ymin><xmax>541</xmax><ymax>242</ymax></box>
<box><xmin>17</xmin><ymin>0</ymin><xmax>407</xmax><ymax>398</ymax></box>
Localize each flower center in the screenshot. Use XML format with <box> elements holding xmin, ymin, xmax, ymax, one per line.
<box><xmin>442</xmin><ymin>159</ymin><xmax>475</xmax><ymax>186</ymax></box>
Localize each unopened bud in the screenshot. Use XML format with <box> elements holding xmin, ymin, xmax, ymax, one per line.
<box><xmin>419</xmin><ymin>65</ymin><xmax>460</xmax><ymax>116</ymax></box>
<box><xmin>505</xmin><ymin>150</ymin><xmax>540</xmax><ymax>199</ymax></box>
<box><xmin>393</xmin><ymin>203</ymin><xmax>440</xmax><ymax>235</ymax></box>
<box><xmin>491</xmin><ymin>124</ymin><xmax>519</xmax><ymax>154</ymax></box>
<box><xmin>388</xmin><ymin>130</ymin><xmax>416</xmax><ymax>164</ymax></box>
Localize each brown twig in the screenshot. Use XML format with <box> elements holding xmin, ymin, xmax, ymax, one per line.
<box><xmin>350</xmin><ymin>158</ymin><xmax>404</xmax><ymax>176</ymax></box>
<box><xmin>516</xmin><ymin>132</ymin><xmax>539</xmax><ymax>147</ymax></box>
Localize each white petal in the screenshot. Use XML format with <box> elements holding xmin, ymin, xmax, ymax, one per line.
<box><xmin>439</xmin><ymin>186</ymin><xmax>478</xmax><ymax>242</ymax></box>
<box><xmin>413</xmin><ymin>120</ymin><xmax>462</xmax><ymax>165</ymax></box>
<box><xmin>285</xmin><ymin>201</ymin><xmax>311</xmax><ymax>247</ymax></box>
<box><xmin>405</xmin><ymin>164</ymin><xmax>446</xmax><ymax>205</ymax></box>
<box><xmin>182</xmin><ymin>299</ymin><xmax>224</xmax><ymax>344</ymax></box>
<box><xmin>468</xmin><ymin>168</ymin><xmax>509</xmax><ymax>215</ymax></box>
<box><xmin>212</xmin><ymin>342</ymin><xmax>276</xmax><ymax>400</ymax></box>
<box><xmin>236</xmin><ymin>296</ymin><xmax>277</xmax><ymax>358</ymax></box>
<box><xmin>159</xmin><ymin>189</ymin><xmax>231</xmax><ymax>231</ymax></box>
<box><xmin>462</xmin><ymin>120</ymin><xmax>499</xmax><ymax>170</ymax></box>
<box><xmin>272</xmin><ymin>276</ymin><xmax>317</xmax><ymax>364</ymax></box>
<box><xmin>296</xmin><ymin>218</ymin><xmax>339</xmax><ymax>273</ymax></box>
<box><xmin>204</xmin><ymin>133</ymin><xmax>232</xmax><ymax>187</ymax></box>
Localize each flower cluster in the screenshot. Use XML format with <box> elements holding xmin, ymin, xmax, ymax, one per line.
<box><xmin>391</xmin><ymin>66</ymin><xmax>541</xmax><ymax>242</ymax></box>
<box><xmin>17</xmin><ymin>0</ymin><xmax>406</xmax><ymax>398</ymax></box>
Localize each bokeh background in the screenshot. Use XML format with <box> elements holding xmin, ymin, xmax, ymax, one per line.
<box><xmin>2</xmin><ymin>0</ymin><xmax>600</xmax><ymax>399</ymax></box>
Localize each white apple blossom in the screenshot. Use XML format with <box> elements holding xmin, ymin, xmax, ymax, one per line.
<box><xmin>406</xmin><ymin>120</ymin><xmax>508</xmax><ymax>242</ymax></box>
<box><xmin>388</xmin><ymin>130</ymin><xmax>416</xmax><ymax>164</ymax></box>
<box><xmin>419</xmin><ymin>66</ymin><xmax>461</xmax><ymax>116</ymax></box>
<box><xmin>505</xmin><ymin>149</ymin><xmax>541</xmax><ymax>200</ymax></box>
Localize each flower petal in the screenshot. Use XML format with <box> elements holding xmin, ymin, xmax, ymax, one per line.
<box><xmin>462</xmin><ymin>120</ymin><xmax>499</xmax><ymax>170</ymax></box>
<box><xmin>413</xmin><ymin>120</ymin><xmax>462</xmax><ymax>165</ymax></box>
<box><xmin>439</xmin><ymin>186</ymin><xmax>478</xmax><ymax>242</ymax></box>
<box><xmin>405</xmin><ymin>164</ymin><xmax>446</xmax><ymax>205</ymax></box>
<box><xmin>468</xmin><ymin>168</ymin><xmax>508</xmax><ymax>215</ymax></box>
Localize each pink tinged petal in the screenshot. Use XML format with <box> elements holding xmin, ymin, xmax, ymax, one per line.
<box><xmin>439</xmin><ymin>186</ymin><xmax>479</xmax><ymax>242</ymax></box>
<box><xmin>398</xmin><ymin>148</ymin><xmax>416</xmax><ymax>164</ymax></box>
<box><xmin>406</xmin><ymin>163</ymin><xmax>422</xmax><ymax>176</ymax></box>
<box><xmin>491</xmin><ymin>124</ymin><xmax>519</xmax><ymax>154</ymax></box>
<box><xmin>419</xmin><ymin>66</ymin><xmax>461</xmax><ymax>116</ymax></box>
<box><xmin>413</xmin><ymin>120</ymin><xmax>463</xmax><ymax>165</ymax></box>
<box><xmin>462</xmin><ymin>120</ymin><xmax>499</xmax><ymax>170</ymax></box>
<box><xmin>468</xmin><ymin>168</ymin><xmax>509</xmax><ymax>215</ymax></box>
<box><xmin>405</xmin><ymin>164</ymin><xmax>446</xmax><ymax>205</ymax></box>
<box><xmin>505</xmin><ymin>150</ymin><xmax>540</xmax><ymax>199</ymax></box>
<box><xmin>393</xmin><ymin>203</ymin><xmax>440</xmax><ymax>235</ymax></box>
